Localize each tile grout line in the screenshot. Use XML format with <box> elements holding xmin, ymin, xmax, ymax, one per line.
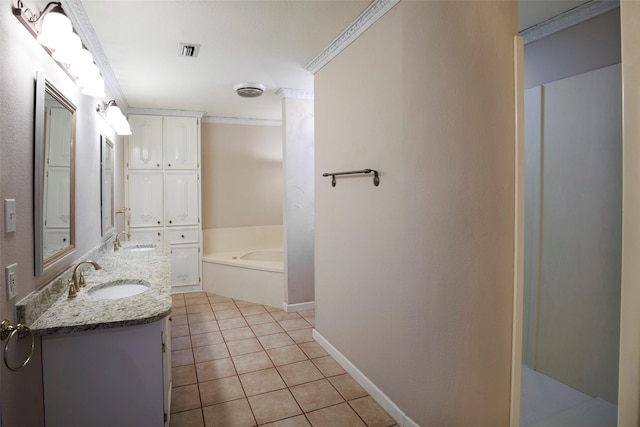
<box><xmin>170</xmin><ymin>292</ymin><xmax>393</xmax><ymax>426</ymax></box>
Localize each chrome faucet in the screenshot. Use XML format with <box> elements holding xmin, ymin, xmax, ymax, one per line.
<box><xmin>68</xmin><ymin>260</ymin><xmax>101</xmax><ymax>298</ymax></box>
<box><xmin>113</xmin><ymin>231</ymin><xmax>131</xmax><ymax>251</ymax></box>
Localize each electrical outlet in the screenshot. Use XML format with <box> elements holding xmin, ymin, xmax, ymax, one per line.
<box><xmin>5</xmin><ymin>263</ymin><xmax>17</xmax><ymax>300</ymax></box>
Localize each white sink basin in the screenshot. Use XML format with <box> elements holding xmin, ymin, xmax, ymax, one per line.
<box><xmin>123</xmin><ymin>244</ymin><xmax>156</xmax><ymax>252</ymax></box>
<box><xmin>88</xmin><ymin>280</ymin><xmax>150</xmax><ymax>300</ymax></box>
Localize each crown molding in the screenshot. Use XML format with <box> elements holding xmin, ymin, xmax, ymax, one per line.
<box><xmin>62</xmin><ymin>0</ymin><xmax>129</xmax><ymax>111</ymax></box>
<box><xmin>202</xmin><ymin>116</ymin><xmax>282</xmax><ymax>127</ymax></box>
<box><xmin>275</xmin><ymin>88</ymin><xmax>314</xmax><ymax>100</ymax></box>
<box><xmin>305</xmin><ymin>0</ymin><xmax>400</xmax><ymax>74</ymax></box>
<box><xmin>128</xmin><ymin>108</ymin><xmax>206</xmax><ymax>118</ymax></box>
<box><xmin>520</xmin><ymin>0</ymin><xmax>619</xmax><ymax>45</ymax></box>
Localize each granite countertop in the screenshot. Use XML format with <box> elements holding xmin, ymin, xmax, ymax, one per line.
<box><xmin>22</xmin><ymin>241</ymin><xmax>172</xmax><ymax>335</ymax></box>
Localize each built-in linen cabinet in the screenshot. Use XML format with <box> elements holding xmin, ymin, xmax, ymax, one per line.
<box><xmin>126</xmin><ymin>114</ymin><xmax>202</xmax><ymax>292</ymax></box>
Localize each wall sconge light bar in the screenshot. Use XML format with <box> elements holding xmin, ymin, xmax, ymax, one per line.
<box><xmin>12</xmin><ymin>1</ymin><xmax>105</xmax><ymax>98</ymax></box>
<box><xmin>97</xmin><ymin>101</ymin><xmax>131</xmax><ymax>136</ymax></box>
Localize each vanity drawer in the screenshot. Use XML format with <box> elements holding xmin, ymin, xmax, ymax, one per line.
<box><xmin>129</xmin><ymin>227</ymin><xmax>164</xmax><ymax>242</ymax></box>
<box><xmin>166</xmin><ymin>227</ymin><xmax>199</xmax><ymax>244</ymax></box>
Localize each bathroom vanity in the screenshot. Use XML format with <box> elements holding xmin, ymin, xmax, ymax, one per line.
<box><xmin>17</xmin><ymin>241</ymin><xmax>173</xmax><ymax>427</ymax></box>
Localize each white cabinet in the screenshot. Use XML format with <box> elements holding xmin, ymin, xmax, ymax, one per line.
<box><xmin>128</xmin><ymin>171</ymin><xmax>164</xmax><ymax>227</ymax></box>
<box><xmin>43</xmin><ymin>318</ymin><xmax>171</xmax><ymax>427</ymax></box>
<box><xmin>163</xmin><ymin>116</ymin><xmax>199</xmax><ymax>169</ymax></box>
<box><xmin>165</xmin><ymin>172</ymin><xmax>199</xmax><ymax>226</ymax></box>
<box><xmin>129</xmin><ymin>227</ymin><xmax>164</xmax><ymax>242</ymax></box>
<box><xmin>127</xmin><ymin>115</ymin><xmax>163</xmax><ymax>169</ymax></box>
<box><xmin>126</xmin><ymin>114</ymin><xmax>202</xmax><ymax>291</ymax></box>
<box><xmin>171</xmin><ymin>245</ymin><xmax>201</xmax><ymax>287</ymax></box>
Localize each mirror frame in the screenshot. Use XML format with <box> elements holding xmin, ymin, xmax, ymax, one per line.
<box><xmin>34</xmin><ymin>72</ymin><xmax>76</xmax><ymax>276</ymax></box>
<box><xmin>101</xmin><ymin>134</ymin><xmax>116</xmax><ymax>238</ymax></box>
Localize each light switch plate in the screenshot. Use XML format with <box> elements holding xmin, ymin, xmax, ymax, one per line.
<box><xmin>5</xmin><ymin>263</ymin><xmax>17</xmax><ymax>300</ymax></box>
<box><xmin>4</xmin><ymin>199</ymin><xmax>16</xmax><ymax>233</ymax></box>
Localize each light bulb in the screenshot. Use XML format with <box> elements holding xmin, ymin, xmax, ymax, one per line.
<box><xmin>37</xmin><ymin>9</ymin><xmax>72</xmax><ymax>49</ymax></box>
<box><xmin>51</xmin><ymin>32</ymin><xmax>81</xmax><ymax>64</ymax></box>
<box><xmin>80</xmin><ymin>75</ymin><xmax>105</xmax><ymax>98</ymax></box>
<box><xmin>68</xmin><ymin>49</ymin><xmax>94</xmax><ymax>77</ymax></box>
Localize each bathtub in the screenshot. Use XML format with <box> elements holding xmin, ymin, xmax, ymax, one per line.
<box><xmin>202</xmin><ymin>249</ymin><xmax>284</xmax><ymax>307</ymax></box>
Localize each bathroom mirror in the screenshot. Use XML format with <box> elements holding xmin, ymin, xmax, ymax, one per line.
<box><xmin>101</xmin><ymin>135</ymin><xmax>115</xmax><ymax>237</ymax></box>
<box><xmin>34</xmin><ymin>73</ymin><xmax>76</xmax><ymax>276</ymax></box>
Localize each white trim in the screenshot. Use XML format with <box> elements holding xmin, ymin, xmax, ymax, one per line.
<box><xmin>128</xmin><ymin>108</ymin><xmax>205</xmax><ymax>118</ymax></box>
<box><xmin>304</xmin><ymin>0</ymin><xmax>400</xmax><ymax>74</ymax></box>
<box><xmin>510</xmin><ymin>35</ymin><xmax>525</xmax><ymax>427</ymax></box>
<box><xmin>520</xmin><ymin>0</ymin><xmax>619</xmax><ymax>45</ymax></box>
<box><xmin>202</xmin><ymin>116</ymin><xmax>282</xmax><ymax>127</ymax></box>
<box><xmin>275</xmin><ymin>88</ymin><xmax>314</xmax><ymax>100</ymax></box>
<box><xmin>62</xmin><ymin>0</ymin><xmax>129</xmax><ymax>110</ymax></box>
<box><xmin>312</xmin><ymin>329</ymin><xmax>420</xmax><ymax>427</ymax></box>
<box><xmin>281</xmin><ymin>301</ymin><xmax>315</xmax><ymax>313</ymax></box>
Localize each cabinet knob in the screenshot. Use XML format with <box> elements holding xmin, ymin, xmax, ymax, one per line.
<box><xmin>168</xmin><ymin>163</ymin><xmax>171</xmax><ymax>167</ymax></box>
<box><xmin>169</xmin><ymin>220</ymin><xmax>172</xmax><ymax>224</ymax></box>
<box><xmin>181</xmin><ymin>235</ymin><xmax>185</xmax><ymax>238</ymax></box>
<box><xmin>157</xmin><ymin>232</ymin><xmax>161</xmax><ymax>236</ymax></box>
<box><xmin>157</xmin><ymin>221</ymin><xmax>161</xmax><ymax>224</ymax></box>
<box><xmin>156</xmin><ymin>163</ymin><xmax>160</xmax><ymax>167</ymax></box>
<box><xmin>63</xmin><ymin>238</ymin><xmax>66</xmax><ymax>242</ymax></box>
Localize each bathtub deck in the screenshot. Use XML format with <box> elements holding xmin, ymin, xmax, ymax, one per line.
<box><xmin>202</xmin><ymin>251</ymin><xmax>284</xmax><ymax>307</ymax></box>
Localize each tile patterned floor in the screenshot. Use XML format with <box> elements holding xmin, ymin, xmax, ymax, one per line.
<box><xmin>170</xmin><ymin>292</ymin><xmax>397</xmax><ymax>427</ymax></box>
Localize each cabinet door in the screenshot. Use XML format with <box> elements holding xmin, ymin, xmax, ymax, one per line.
<box><xmin>171</xmin><ymin>245</ymin><xmax>200</xmax><ymax>286</ymax></box>
<box><xmin>127</xmin><ymin>115</ymin><xmax>163</xmax><ymax>169</ymax></box>
<box><xmin>128</xmin><ymin>172</ymin><xmax>164</xmax><ymax>227</ymax></box>
<box><xmin>165</xmin><ymin>172</ymin><xmax>199</xmax><ymax>226</ymax></box>
<box><xmin>163</xmin><ymin>117</ymin><xmax>198</xmax><ymax>170</ymax></box>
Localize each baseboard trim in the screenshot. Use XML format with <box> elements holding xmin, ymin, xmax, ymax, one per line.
<box><xmin>312</xmin><ymin>329</ymin><xmax>420</xmax><ymax>427</ymax></box>
<box><xmin>281</xmin><ymin>301</ymin><xmax>315</xmax><ymax>312</ymax></box>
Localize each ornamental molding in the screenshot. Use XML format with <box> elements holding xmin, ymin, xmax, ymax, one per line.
<box><xmin>202</xmin><ymin>116</ymin><xmax>282</xmax><ymax>127</ymax></box>
<box><xmin>128</xmin><ymin>108</ymin><xmax>206</xmax><ymax>118</ymax></box>
<box><xmin>304</xmin><ymin>0</ymin><xmax>400</xmax><ymax>74</ymax></box>
<box><xmin>62</xmin><ymin>0</ymin><xmax>129</xmax><ymax>111</ymax></box>
<box><xmin>520</xmin><ymin>0</ymin><xmax>619</xmax><ymax>45</ymax></box>
<box><xmin>275</xmin><ymin>88</ymin><xmax>314</xmax><ymax>100</ymax></box>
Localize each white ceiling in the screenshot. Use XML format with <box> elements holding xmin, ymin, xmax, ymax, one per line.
<box><xmin>79</xmin><ymin>0</ymin><xmax>592</xmax><ymax>121</ymax></box>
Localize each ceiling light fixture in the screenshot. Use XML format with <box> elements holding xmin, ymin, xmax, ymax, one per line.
<box><xmin>234</xmin><ymin>82</ymin><xmax>266</xmax><ymax>98</ymax></box>
<box><xmin>97</xmin><ymin>101</ymin><xmax>132</xmax><ymax>135</ymax></box>
<box><xmin>12</xmin><ymin>1</ymin><xmax>105</xmax><ymax>98</ymax></box>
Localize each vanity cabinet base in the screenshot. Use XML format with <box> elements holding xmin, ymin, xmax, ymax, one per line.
<box><xmin>42</xmin><ymin>318</ymin><xmax>170</xmax><ymax>427</ymax></box>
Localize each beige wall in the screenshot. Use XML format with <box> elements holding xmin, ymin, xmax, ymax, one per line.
<box><xmin>0</xmin><ymin>4</ymin><xmax>123</xmax><ymax>426</ymax></box>
<box><xmin>314</xmin><ymin>2</ymin><xmax>517</xmax><ymax>425</ymax></box>
<box><xmin>201</xmin><ymin>123</ymin><xmax>283</xmax><ymax>229</ymax></box>
<box><xmin>619</xmin><ymin>1</ymin><xmax>640</xmax><ymax>424</ymax></box>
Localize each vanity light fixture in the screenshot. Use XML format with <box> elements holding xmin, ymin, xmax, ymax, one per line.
<box><xmin>96</xmin><ymin>101</ymin><xmax>132</xmax><ymax>136</ymax></box>
<box><xmin>12</xmin><ymin>0</ymin><xmax>105</xmax><ymax>98</ymax></box>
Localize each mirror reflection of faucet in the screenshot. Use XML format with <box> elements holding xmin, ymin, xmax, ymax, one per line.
<box><xmin>68</xmin><ymin>260</ymin><xmax>102</xmax><ymax>299</ymax></box>
<box><xmin>113</xmin><ymin>231</ymin><xmax>131</xmax><ymax>251</ymax></box>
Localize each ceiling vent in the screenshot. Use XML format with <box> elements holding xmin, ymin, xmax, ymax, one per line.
<box><xmin>179</xmin><ymin>42</ymin><xmax>200</xmax><ymax>58</ymax></box>
<box><xmin>234</xmin><ymin>82</ymin><xmax>266</xmax><ymax>98</ymax></box>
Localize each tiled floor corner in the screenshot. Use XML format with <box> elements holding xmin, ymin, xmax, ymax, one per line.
<box><xmin>169</xmin><ymin>292</ymin><xmax>397</xmax><ymax>427</ymax></box>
